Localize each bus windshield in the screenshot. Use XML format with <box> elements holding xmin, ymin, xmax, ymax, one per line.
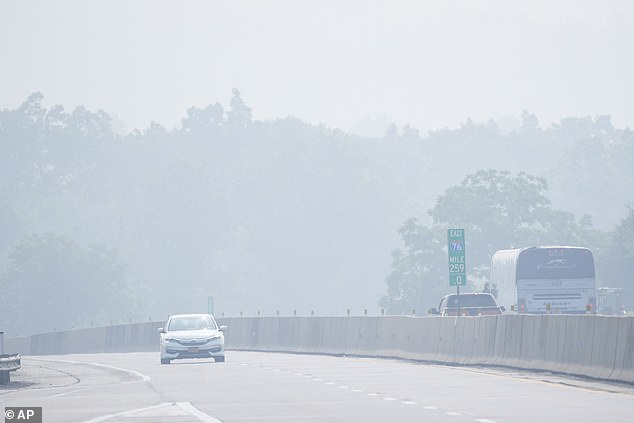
<box><xmin>517</xmin><ymin>248</ymin><xmax>595</xmax><ymax>280</ymax></box>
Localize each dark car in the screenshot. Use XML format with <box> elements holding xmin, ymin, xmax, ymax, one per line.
<box><xmin>429</xmin><ymin>293</ymin><xmax>504</xmax><ymax>316</ymax></box>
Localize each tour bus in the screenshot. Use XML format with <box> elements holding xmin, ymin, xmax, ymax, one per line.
<box><xmin>491</xmin><ymin>246</ymin><xmax>596</xmax><ymax>314</ymax></box>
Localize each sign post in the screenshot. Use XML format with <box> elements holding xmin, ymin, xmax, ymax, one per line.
<box><xmin>448</xmin><ymin>229</ymin><xmax>467</xmax><ymax>315</ymax></box>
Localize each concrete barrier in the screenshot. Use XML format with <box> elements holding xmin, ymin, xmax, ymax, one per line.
<box><xmin>469</xmin><ymin>315</ymin><xmax>496</xmax><ymax>365</ymax></box>
<box><xmin>496</xmin><ymin>314</ymin><xmax>524</xmax><ymax>368</ymax></box>
<box><xmin>612</xmin><ymin>316</ymin><xmax>634</xmax><ymax>382</ymax></box>
<box><xmin>5</xmin><ymin>315</ymin><xmax>634</xmax><ymax>384</ymax></box>
<box><xmin>457</xmin><ymin>317</ymin><xmax>476</xmax><ymax>365</ymax></box>
<box><xmin>588</xmin><ymin>316</ymin><xmax>620</xmax><ymax>380</ymax></box>
<box><xmin>559</xmin><ymin>316</ymin><xmax>591</xmax><ymax>377</ymax></box>
<box><xmin>490</xmin><ymin>314</ymin><xmax>508</xmax><ymax>367</ymax></box>
<box><xmin>517</xmin><ymin>315</ymin><xmax>545</xmax><ymax>371</ymax></box>
<box><xmin>4</xmin><ymin>336</ymin><xmax>31</xmax><ymax>356</ymax></box>
<box><xmin>374</xmin><ymin>316</ymin><xmax>397</xmax><ymax>357</ymax></box>
<box><xmin>417</xmin><ymin>316</ymin><xmax>442</xmax><ymax>362</ymax></box>
<box><xmin>541</xmin><ymin>315</ymin><xmax>568</xmax><ymax>374</ymax></box>
<box><xmin>435</xmin><ymin>317</ymin><xmax>458</xmax><ymax>364</ymax></box>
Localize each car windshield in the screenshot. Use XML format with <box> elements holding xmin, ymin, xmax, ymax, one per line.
<box><xmin>446</xmin><ymin>295</ymin><xmax>496</xmax><ymax>308</ymax></box>
<box><xmin>168</xmin><ymin>316</ymin><xmax>217</xmax><ymax>331</ymax></box>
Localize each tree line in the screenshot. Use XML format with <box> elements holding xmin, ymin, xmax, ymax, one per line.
<box><xmin>380</xmin><ymin>170</ymin><xmax>634</xmax><ymax>313</ymax></box>
<box><xmin>0</xmin><ymin>91</ymin><xmax>632</xmax><ymax>335</ymax></box>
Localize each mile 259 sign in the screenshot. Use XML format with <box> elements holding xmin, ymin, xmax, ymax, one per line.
<box><xmin>447</xmin><ymin>229</ymin><xmax>467</xmax><ymax>286</ymax></box>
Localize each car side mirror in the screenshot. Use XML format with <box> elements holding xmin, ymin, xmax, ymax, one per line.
<box><xmin>428</xmin><ymin>308</ymin><xmax>438</xmax><ymax>315</ymax></box>
<box><xmin>158</xmin><ymin>327</ymin><xmax>165</xmax><ymax>334</ymax></box>
<box><xmin>219</xmin><ymin>325</ymin><xmax>228</xmax><ymax>332</ymax></box>
<box><xmin>500</xmin><ymin>306</ymin><xmax>506</xmax><ymax>312</ymax></box>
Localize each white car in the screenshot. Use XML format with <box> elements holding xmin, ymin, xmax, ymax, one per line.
<box><xmin>159</xmin><ymin>314</ymin><xmax>227</xmax><ymax>364</ymax></box>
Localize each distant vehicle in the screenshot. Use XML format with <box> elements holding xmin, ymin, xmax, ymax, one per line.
<box><xmin>429</xmin><ymin>293</ymin><xmax>504</xmax><ymax>316</ymax></box>
<box><xmin>491</xmin><ymin>246</ymin><xmax>596</xmax><ymax>314</ymax></box>
<box><xmin>596</xmin><ymin>287</ymin><xmax>626</xmax><ymax>315</ymax></box>
<box><xmin>158</xmin><ymin>313</ymin><xmax>227</xmax><ymax>364</ymax></box>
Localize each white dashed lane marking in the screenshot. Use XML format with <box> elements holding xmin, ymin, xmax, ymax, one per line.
<box><xmin>249</xmin><ymin>364</ymin><xmax>498</xmax><ymax>423</ymax></box>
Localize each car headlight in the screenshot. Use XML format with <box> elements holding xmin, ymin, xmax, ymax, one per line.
<box><xmin>208</xmin><ymin>335</ymin><xmax>222</xmax><ymax>341</ymax></box>
<box><xmin>164</xmin><ymin>337</ymin><xmax>178</xmax><ymax>343</ymax></box>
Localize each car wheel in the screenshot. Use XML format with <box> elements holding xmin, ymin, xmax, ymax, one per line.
<box><xmin>214</xmin><ymin>355</ymin><xmax>225</xmax><ymax>363</ymax></box>
<box><xmin>160</xmin><ymin>358</ymin><xmax>171</xmax><ymax>365</ymax></box>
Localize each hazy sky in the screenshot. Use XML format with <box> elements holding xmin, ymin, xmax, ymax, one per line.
<box><xmin>1</xmin><ymin>0</ymin><xmax>632</xmax><ymax>135</ymax></box>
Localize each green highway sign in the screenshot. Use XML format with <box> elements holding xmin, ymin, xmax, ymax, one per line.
<box><xmin>447</xmin><ymin>228</ymin><xmax>467</xmax><ymax>286</ymax></box>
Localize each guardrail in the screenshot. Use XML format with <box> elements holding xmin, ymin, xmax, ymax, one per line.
<box><xmin>0</xmin><ymin>354</ymin><xmax>21</xmax><ymax>385</ymax></box>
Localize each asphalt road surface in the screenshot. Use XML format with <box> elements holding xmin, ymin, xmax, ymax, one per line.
<box><xmin>1</xmin><ymin>351</ymin><xmax>633</xmax><ymax>422</ymax></box>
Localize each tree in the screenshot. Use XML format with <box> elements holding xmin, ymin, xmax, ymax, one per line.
<box><xmin>613</xmin><ymin>206</ymin><xmax>634</xmax><ymax>257</ymax></box>
<box><xmin>379</xmin><ymin>219</ymin><xmax>446</xmax><ymax>314</ymax></box>
<box><xmin>226</xmin><ymin>88</ymin><xmax>252</xmax><ymax>129</ymax></box>
<box><xmin>429</xmin><ymin>170</ymin><xmax>552</xmax><ymax>278</ymax></box>
<box><xmin>0</xmin><ymin>234</ymin><xmax>136</xmax><ymax>336</ymax></box>
<box><xmin>381</xmin><ymin>170</ymin><xmax>599</xmax><ymax>313</ymax></box>
<box><xmin>549</xmin><ymin>115</ymin><xmax>633</xmax><ymax>229</ymax></box>
<box><xmin>181</xmin><ymin>103</ymin><xmax>225</xmax><ymax>134</ymax></box>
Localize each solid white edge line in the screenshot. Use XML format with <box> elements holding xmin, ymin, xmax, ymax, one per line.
<box><xmin>30</xmin><ymin>357</ymin><xmax>151</xmax><ymax>382</ymax></box>
<box><xmin>82</xmin><ymin>402</ymin><xmax>172</xmax><ymax>423</ymax></box>
<box><xmin>89</xmin><ymin>362</ymin><xmax>151</xmax><ymax>381</ymax></box>
<box><xmin>176</xmin><ymin>401</ymin><xmax>224</xmax><ymax>423</ymax></box>
<box><xmin>52</xmin><ymin>386</ymin><xmax>99</xmax><ymax>397</ymax></box>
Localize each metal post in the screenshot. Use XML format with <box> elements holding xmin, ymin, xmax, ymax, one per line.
<box><xmin>0</xmin><ymin>331</ymin><xmax>4</xmax><ymax>355</ymax></box>
<box><xmin>457</xmin><ymin>284</ymin><xmax>461</xmax><ymax>316</ymax></box>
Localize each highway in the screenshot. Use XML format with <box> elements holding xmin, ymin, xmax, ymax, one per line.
<box><xmin>1</xmin><ymin>351</ymin><xmax>633</xmax><ymax>422</ymax></box>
